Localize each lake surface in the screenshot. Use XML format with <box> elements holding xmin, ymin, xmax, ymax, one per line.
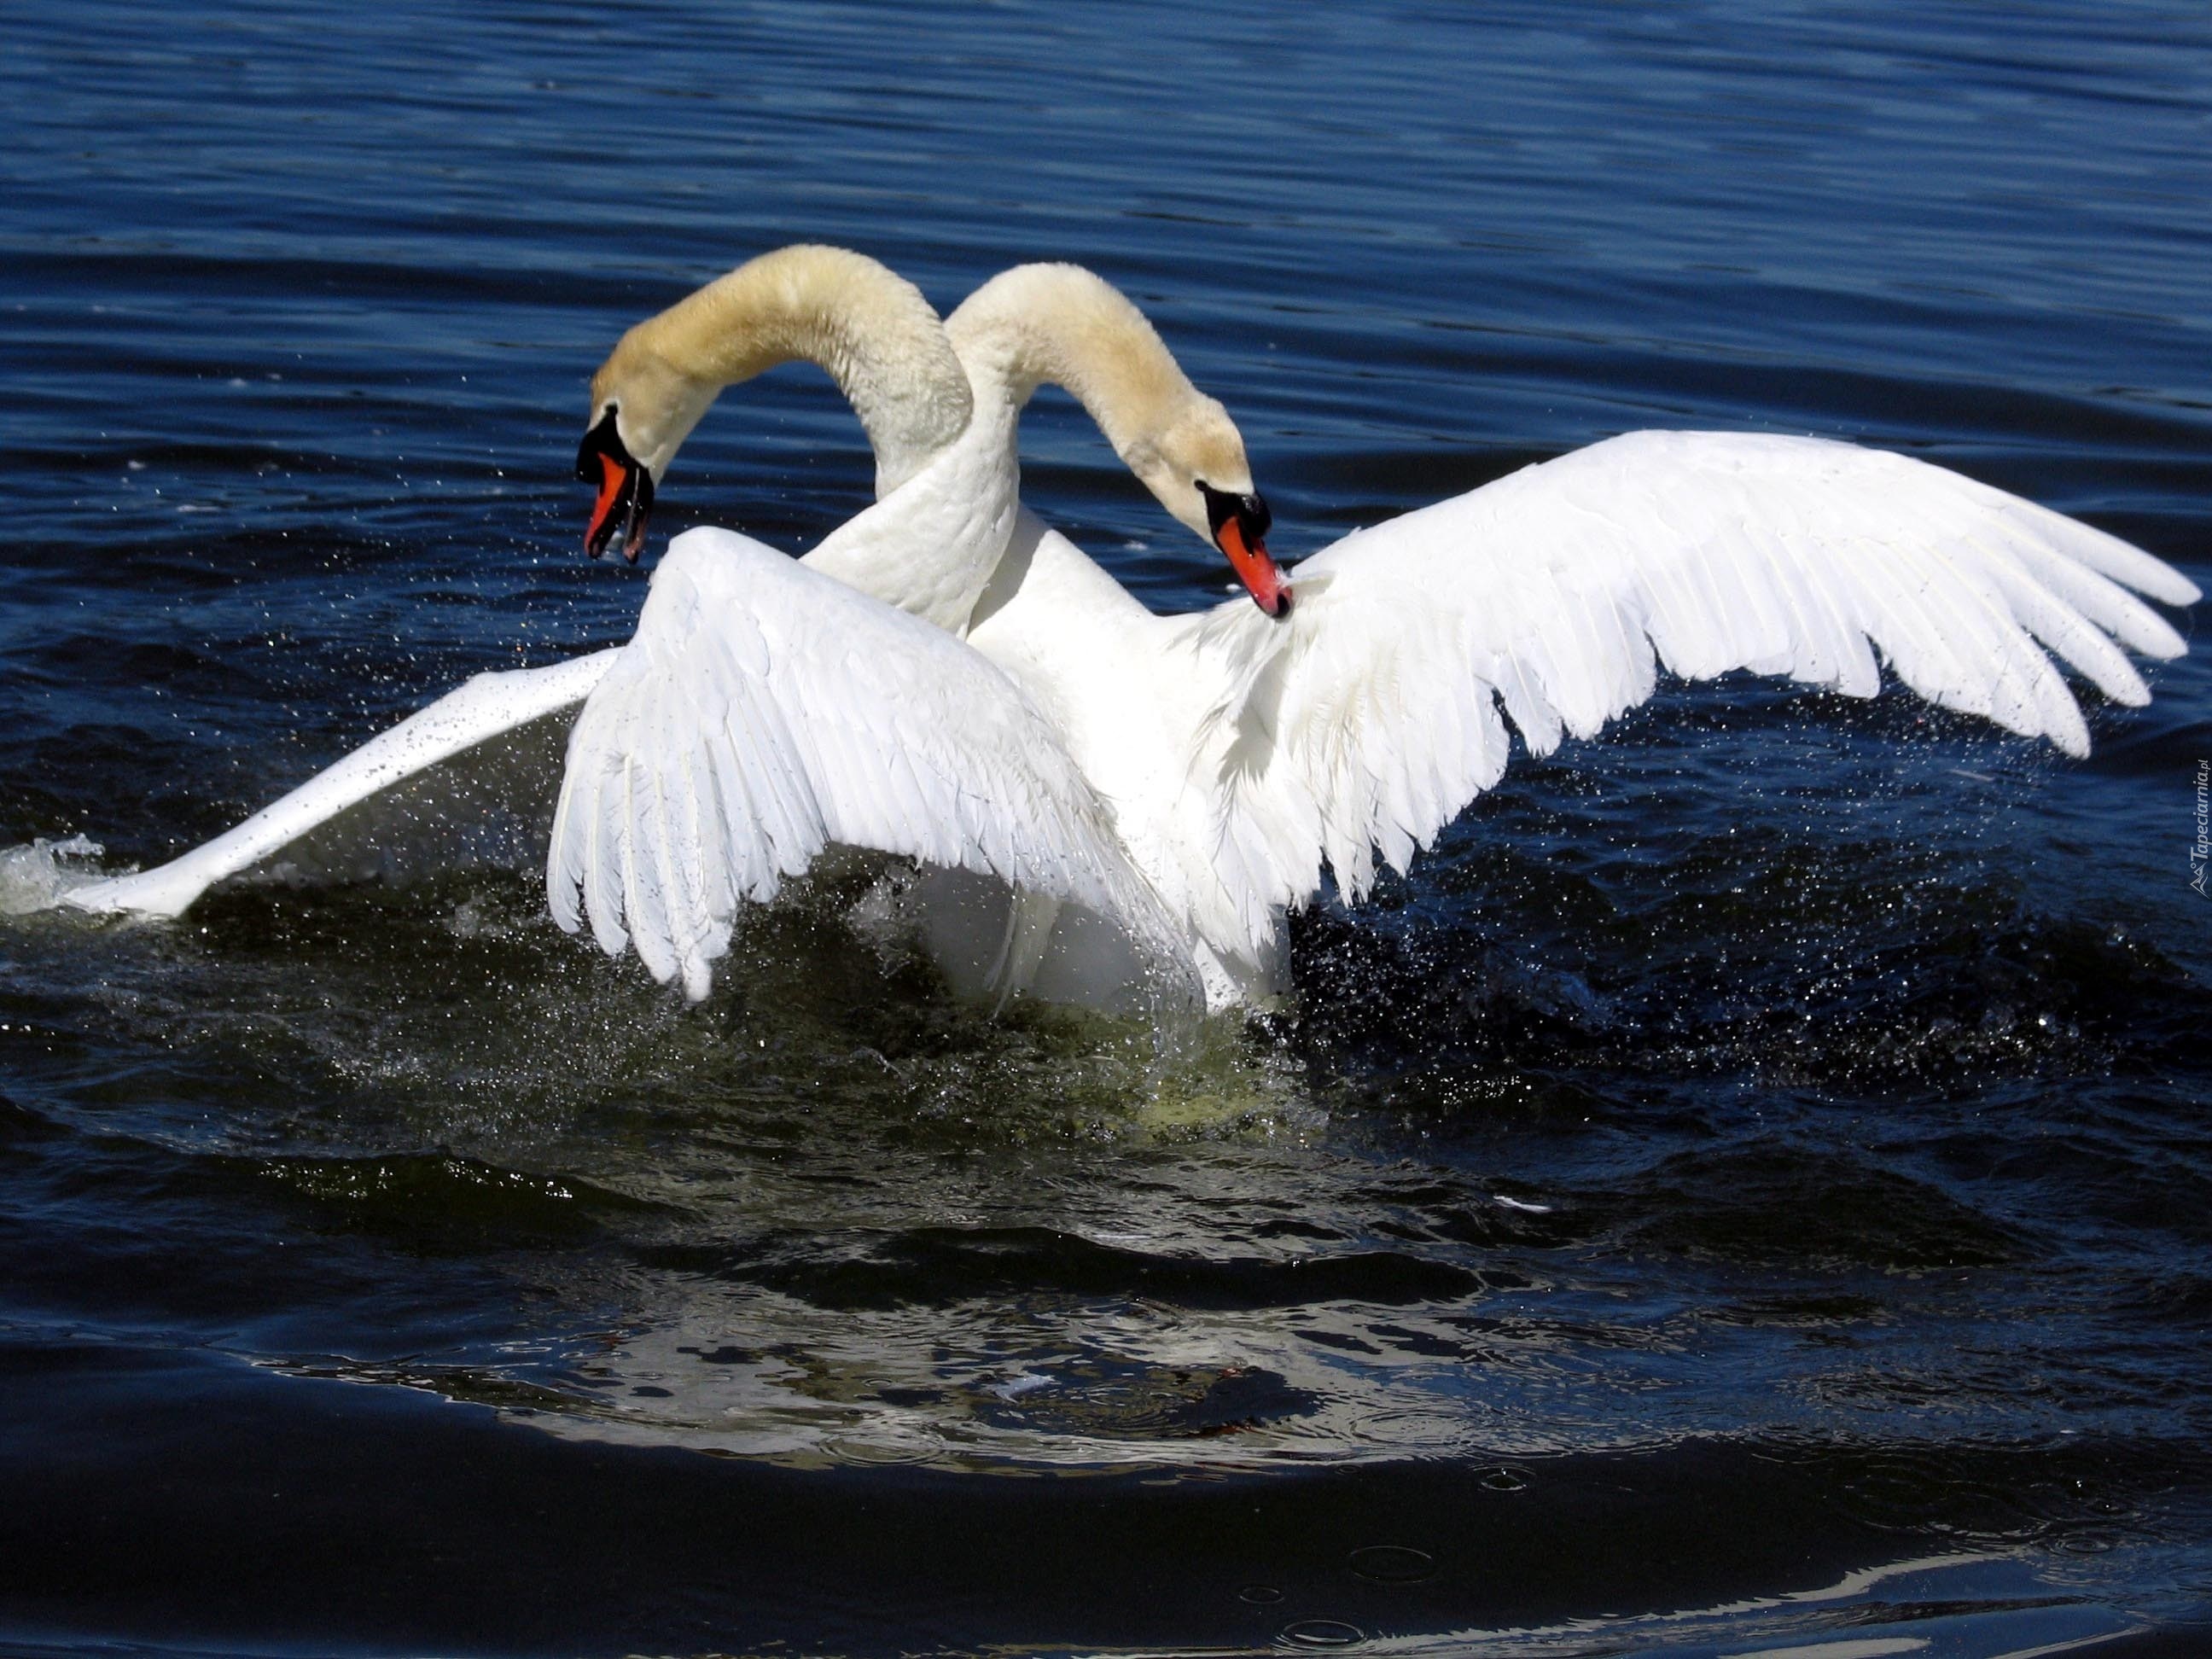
<box><xmin>3</xmin><ymin>2</ymin><xmax>2209</xmax><ymax>1654</ymax></box>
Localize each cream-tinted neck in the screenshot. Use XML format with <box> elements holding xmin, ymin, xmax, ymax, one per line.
<box><xmin>594</xmin><ymin>245</ymin><xmax>972</xmax><ymax>492</ymax></box>
<box><xmin>946</xmin><ymin>265</ymin><xmax>1254</xmax><ymax>540</ymax></box>
<box><xmin>947</xmin><ymin>265</ymin><xmax>1198</xmax><ymax>455</ymax></box>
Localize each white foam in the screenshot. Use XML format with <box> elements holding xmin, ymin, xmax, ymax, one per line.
<box><xmin>1493</xmin><ymin>1193</ymin><xmax>1554</xmax><ymax>1214</ymax></box>
<box><xmin>0</xmin><ymin>835</ymin><xmax>110</xmax><ymax>917</ymax></box>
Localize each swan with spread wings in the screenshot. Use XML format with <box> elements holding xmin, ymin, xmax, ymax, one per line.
<box><xmin>65</xmin><ymin>248</ymin><xmax>2199</xmax><ymax>1015</ymax></box>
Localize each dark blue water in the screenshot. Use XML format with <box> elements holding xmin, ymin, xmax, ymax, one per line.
<box><xmin>3</xmin><ymin>3</ymin><xmax>2209</xmax><ymax>1654</ymax></box>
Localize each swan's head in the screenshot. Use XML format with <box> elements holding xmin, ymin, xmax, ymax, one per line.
<box><xmin>950</xmin><ymin>261</ymin><xmax>1292</xmax><ymax>618</ymax></box>
<box><xmin>1125</xmin><ymin>394</ymin><xmax>1289</xmax><ymax>619</ymax></box>
<box><xmin>578</xmin><ymin>247</ymin><xmax>971</xmax><ymax>563</ymax></box>
<box><xmin>578</xmin><ymin>335</ymin><xmax>719</xmax><ymax>562</ymax></box>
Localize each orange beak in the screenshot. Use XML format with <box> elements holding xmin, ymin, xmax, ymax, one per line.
<box><xmin>586</xmin><ymin>451</ymin><xmax>629</xmax><ymax>556</ymax></box>
<box><xmin>576</xmin><ymin>407</ymin><xmax>655</xmax><ymax>562</ymax></box>
<box><xmin>1216</xmin><ymin>515</ymin><xmax>1289</xmax><ymax>617</ymax></box>
<box><xmin>1202</xmin><ymin>484</ymin><xmax>1289</xmax><ymax>617</ymax></box>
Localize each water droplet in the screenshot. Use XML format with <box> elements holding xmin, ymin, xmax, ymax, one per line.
<box><xmin>1478</xmin><ymin>1465</ymin><xmax>1529</xmax><ymax>1492</ymax></box>
<box><xmin>1348</xmin><ymin>1544</ymin><xmax>1435</xmax><ymax>1582</ymax></box>
<box><xmin>1237</xmin><ymin>1584</ymin><xmax>1283</xmax><ymax>1604</ymax></box>
<box><xmin>1279</xmin><ymin>1618</ymin><xmax>1364</xmax><ymax>1647</ymax></box>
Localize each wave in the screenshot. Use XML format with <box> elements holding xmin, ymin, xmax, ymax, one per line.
<box><xmin>0</xmin><ymin>834</ymin><xmax>111</xmax><ymax>917</ymax></box>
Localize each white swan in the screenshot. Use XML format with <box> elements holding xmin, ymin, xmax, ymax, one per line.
<box><xmin>554</xmin><ymin>259</ymin><xmax>2199</xmax><ymax>1008</ymax></box>
<box><xmin>59</xmin><ymin>247</ymin><xmax>1260</xmax><ymax>1010</ymax></box>
<box><xmin>63</xmin><ymin>252</ymin><xmax>2200</xmax><ymax>1016</ymax></box>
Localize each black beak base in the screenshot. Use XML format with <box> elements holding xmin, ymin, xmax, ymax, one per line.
<box><xmin>1198</xmin><ymin>481</ymin><xmax>1273</xmax><ymax>552</ymax></box>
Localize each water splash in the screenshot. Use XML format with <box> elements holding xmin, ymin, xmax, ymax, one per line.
<box><xmin>0</xmin><ymin>835</ymin><xmax>110</xmax><ymax>916</ymax></box>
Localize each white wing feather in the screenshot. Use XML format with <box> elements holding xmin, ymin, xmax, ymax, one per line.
<box><xmin>548</xmin><ymin>527</ymin><xmax>1194</xmax><ymax>1004</ymax></box>
<box><xmin>1203</xmin><ymin>430</ymin><xmax>2198</xmax><ymax>923</ymax></box>
<box><xmin>63</xmin><ymin>650</ymin><xmax>616</xmax><ymax>918</ymax></box>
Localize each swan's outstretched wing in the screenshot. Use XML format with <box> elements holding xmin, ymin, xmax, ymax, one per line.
<box><xmin>1200</xmin><ymin>429</ymin><xmax>2198</xmax><ymax>918</ymax></box>
<box><xmin>550</xmin><ymin>527</ymin><xmax>1193</xmax><ymax>1003</ymax></box>
<box><xmin>63</xmin><ymin>651</ymin><xmax>616</xmax><ymax>918</ymax></box>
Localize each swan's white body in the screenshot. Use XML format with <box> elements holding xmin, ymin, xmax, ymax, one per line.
<box><xmin>62</xmin><ymin>257</ymin><xmax>2200</xmax><ymax>1016</ymax></box>
<box><xmin>916</xmin><ymin>428</ymin><xmax>2196</xmax><ymax>1008</ymax></box>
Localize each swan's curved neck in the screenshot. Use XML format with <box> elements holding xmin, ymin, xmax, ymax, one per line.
<box><xmin>946</xmin><ymin>265</ymin><xmax>1202</xmax><ymax>467</ymax></box>
<box><xmin>599</xmin><ymin>245</ymin><xmax>973</xmax><ymax>492</ymax></box>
